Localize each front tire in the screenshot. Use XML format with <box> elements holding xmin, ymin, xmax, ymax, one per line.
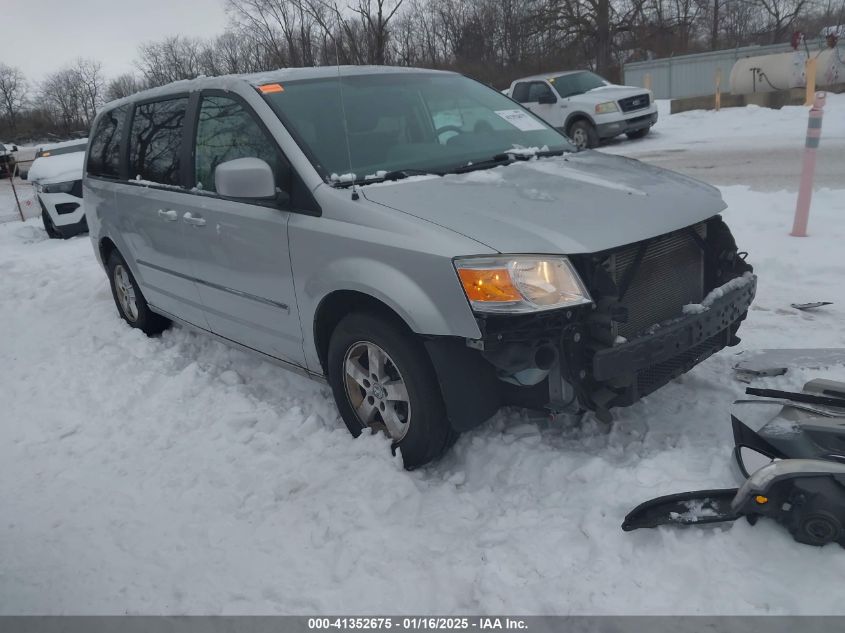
<box><xmin>327</xmin><ymin>311</ymin><xmax>455</xmax><ymax>469</ymax></box>
<box><xmin>106</xmin><ymin>250</ymin><xmax>171</xmax><ymax>335</ymax></box>
<box><xmin>568</xmin><ymin>120</ymin><xmax>599</xmax><ymax>150</ymax></box>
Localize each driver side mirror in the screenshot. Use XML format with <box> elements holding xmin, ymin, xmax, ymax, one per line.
<box><xmin>215</xmin><ymin>157</ymin><xmax>281</xmax><ymax>202</ymax></box>
<box><xmin>538</xmin><ymin>93</ymin><xmax>557</xmax><ymax>105</ymax></box>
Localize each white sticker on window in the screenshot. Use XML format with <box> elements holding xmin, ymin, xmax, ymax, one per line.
<box><xmin>494</xmin><ymin>109</ymin><xmax>546</xmax><ymax>131</ymax></box>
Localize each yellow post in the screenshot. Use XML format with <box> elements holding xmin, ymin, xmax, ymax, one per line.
<box><xmin>805</xmin><ymin>57</ymin><xmax>817</xmax><ymax>106</ymax></box>
<box><xmin>644</xmin><ymin>73</ymin><xmax>652</xmax><ymax>91</ymax></box>
<box><xmin>715</xmin><ymin>68</ymin><xmax>722</xmax><ymax>111</ymax></box>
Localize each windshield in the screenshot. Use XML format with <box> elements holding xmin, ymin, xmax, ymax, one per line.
<box><xmin>262</xmin><ymin>72</ymin><xmax>573</xmax><ymax>182</ymax></box>
<box><xmin>551</xmin><ymin>72</ymin><xmax>608</xmax><ymax>98</ymax></box>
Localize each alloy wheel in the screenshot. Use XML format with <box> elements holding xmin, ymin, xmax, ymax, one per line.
<box><xmin>343</xmin><ymin>341</ymin><xmax>411</xmax><ymax>441</ymax></box>
<box><xmin>114</xmin><ymin>264</ymin><xmax>139</xmax><ymax>322</ymax></box>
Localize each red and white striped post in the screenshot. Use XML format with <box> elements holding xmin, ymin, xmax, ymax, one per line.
<box><xmin>791</xmin><ymin>92</ymin><xmax>826</xmax><ymax>237</ymax></box>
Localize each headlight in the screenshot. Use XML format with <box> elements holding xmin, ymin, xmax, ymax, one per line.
<box><xmin>595</xmin><ymin>101</ymin><xmax>619</xmax><ymax>114</ymax></box>
<box><xmin>41</xmin><ymin>180</ymin><xmax>76</xmax><ymax>194</ymax></box>
<box><xmin>454</xmin><ymin>255</ymin><xmax>592</xmax><ymax>313</ymax></box>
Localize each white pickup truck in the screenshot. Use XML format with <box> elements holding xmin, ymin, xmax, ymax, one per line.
<box><xmin>508</xmin><ymin>71</ymin><xmax>657</xmax><ymax>149</ymax></box>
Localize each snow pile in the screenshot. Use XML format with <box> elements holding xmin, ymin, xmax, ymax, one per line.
<box><xmin>669</xmin><ymin>498</ymin><xmax>724</xmax><ymax>522</ymax></box>
<box><xmin>27</xmin><ymin>151</ymin><xmax>85</xmax><ymax>184</ymax></box>
<box><xmin>1</xmin><ymin>186</ymin><xmax>845</xmax><ymax>615</ymax></box>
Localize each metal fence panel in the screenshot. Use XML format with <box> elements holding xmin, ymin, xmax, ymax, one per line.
<box><xmin>623</xmin><ymin>44</ymin><xmax>797</xmax><ymax>98</ymax></box>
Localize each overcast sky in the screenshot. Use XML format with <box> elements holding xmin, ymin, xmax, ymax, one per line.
<box><xmin>7</xmin><ymin>0</ymin><xmax>229</xmax><ymax>82</ymax></box>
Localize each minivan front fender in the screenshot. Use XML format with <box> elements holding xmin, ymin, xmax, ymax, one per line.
<box><xmin>297</xmin><ymin>255</ymin><xmax>483</xmax><ymax>374</ymax></box>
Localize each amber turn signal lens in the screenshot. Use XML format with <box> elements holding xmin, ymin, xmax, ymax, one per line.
<box><xmin>258</xmin><ymin>83</ymin><xmax>284</xmax><ymax>94</ymax></box>
<box><xmin>755</xmin><ymin>495</ymin><xmax>768</xmax><ymax>504</ymax></box>
<box><xmin>458</xmin><ymin>268</ymin><xmax>521</xmax><ymax>303</ymax></box>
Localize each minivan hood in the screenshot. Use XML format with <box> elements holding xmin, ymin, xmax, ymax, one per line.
<box><xmin>361</xmin><ymin>152</ymin><xmax>726</xmax><ymax>254</ymax></box>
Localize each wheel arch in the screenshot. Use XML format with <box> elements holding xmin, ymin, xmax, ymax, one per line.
<box><xmin>99</xmin><ymin>236</ymin><xmax>118</xmax><ymax>265</ymax></box>
<box><xmin>564</xmin><ymin>111</ymin><xmax>597</xmax><ymax>134</ymax></box>
<box><xmin>313</xmin><ymin>289</ymin><xmax>413</xmax><ymax>376</ymax></box>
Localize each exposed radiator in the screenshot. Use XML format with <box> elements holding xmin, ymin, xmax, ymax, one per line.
<box><xmin>607</xmin><ymin>223</ymin><xmax>706</xmax><ymax>339</ymax></box>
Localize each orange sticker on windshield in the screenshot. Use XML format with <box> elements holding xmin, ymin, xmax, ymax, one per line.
<box><xmin>258</xmin><ymin>83</ymin><xmax>284</xmax><ymax>94</ymax></box>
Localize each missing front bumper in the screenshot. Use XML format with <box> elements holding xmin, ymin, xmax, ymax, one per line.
<box><xmin>590</xmin><ymin>274</ymin><xmax>757</xmax><ymax>405</ymax></box>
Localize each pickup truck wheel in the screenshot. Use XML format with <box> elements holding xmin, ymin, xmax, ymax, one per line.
<box><xmin>106</xmin><ymin>251</ymin><xmax>171</xmax><ymax>335</ymax></box>
<box><xmin>626</xmin><ymin>127</ymin><xmax>651</xmax><ymax>140</ymax></box>
<box><xmin>328</xmin><ymin>312</ymin><xmax>454</xmax><ymax>469</ymax></box>
<box><xmin>568</xmin><ymin>120</ymin><xmax>598</xmax><ymax>150</ymax></box>
<box><xmin>41</xmin><ymin>210</ymin><xmax>62</xmax><ymax>239</ymax></box>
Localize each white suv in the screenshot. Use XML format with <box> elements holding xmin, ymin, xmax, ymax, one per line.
<box><xmin>509</xmin><ymin>71</ymin><xmax>657</xmax><ymax>149</ymax></box>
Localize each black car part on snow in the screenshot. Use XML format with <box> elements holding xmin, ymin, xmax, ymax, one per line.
<box><xmin>623</xmin><ymin>379</ymin><xmax>845</xmax><ymax>547</ymax></box>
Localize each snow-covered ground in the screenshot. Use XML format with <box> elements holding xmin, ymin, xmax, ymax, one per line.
<box><xmin>2</xmin><ymin>100</ymin><xmax>845</xmax><ymax>615</ymax></box>
<box><xmin>605</xmin><ymin>94</ymin><xmax>845</xmax><ymax>156</ymax></box>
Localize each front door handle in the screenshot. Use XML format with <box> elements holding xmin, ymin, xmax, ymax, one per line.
<box><xmin>183</xmin><ymin>212</ymin><xmax>206</xmax><ymax>227</ymax></box>
<box><xmin>158</xmin><ymin>209</ymin><xmax>178</xmax><ymax>221</ymax></box>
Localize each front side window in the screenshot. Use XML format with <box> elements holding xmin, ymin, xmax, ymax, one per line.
<box><xmin>527</xmin><ymin>82</ymin><xmax>555</xmax><ymax>102</ymax></box>
<box><xmin>128</xmin><ymin>97</ymin><xmax>188</xmax><ymax>186</ymax></box>
<box><xmin>262</xmin><ymin>72</ymin><xmax>573</xmax><ymax>181</ymax></box>
<box><xmin>194</xmin><ymin>96</ymin><xmax>288</xmax><ymax>193</ymax></box>
<box><xmin>87</xmin><ymin>105</ymin><xmax>128</xmax><ymax>178</ymax></box>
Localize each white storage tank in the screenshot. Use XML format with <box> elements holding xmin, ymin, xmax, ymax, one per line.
<box><xmin>730</xmin><ymin>49</ymin><xmax>844</xmax><ymax>94</ymax></box>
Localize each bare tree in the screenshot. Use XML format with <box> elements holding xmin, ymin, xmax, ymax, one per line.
<box><xmin>106</xmin><ymin>73</ymin><xmax>145</xmax><ymax>101</ymax></box>
<box><xmin>755</xmin><ymin>0</ymin><xmax>811</xmax><ymax>42</ymax></box>
<box><xmin>136</xmin><ymin>36</ymin><xmax>204</xmax><ymax>86</ymax></box>
<box><xmin>40</xmin><ymin>59</ymin><xmax>104</xmax><ymax>134</ymax></box>
<box><xmin>0</xmin><ymin>64</ymin><xmax>27</xmax><ymax>132</ymax></box>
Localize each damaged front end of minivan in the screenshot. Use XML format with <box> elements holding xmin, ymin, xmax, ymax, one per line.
<box><xmin>426</xmin><ymin>215</ymin><xmax>755</xmax><ymax>428</ymax></box>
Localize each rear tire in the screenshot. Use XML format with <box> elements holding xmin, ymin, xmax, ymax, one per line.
<box><xmin>568</xmin><ymin>120</ymin><xmax>599</xmax><ymax>150</ymax></box>
<box><xmin>327</xmin><ymin>311</ymin><xmax>455</xmax><ymax>469</ymax></box>
<box><xmin>106</xmin><ymin>250</ymin><xmax>171</xmax><ymax>336</ymax></box>
<box><xmin>626</xmin><ymin>127</ymin><xmax>651</xmax><ymax>140</ymax></box>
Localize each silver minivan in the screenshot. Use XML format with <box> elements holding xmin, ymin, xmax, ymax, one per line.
<box><xmin>84</xmin><ymin>66</ymin><xmax>756</xmax><ymax>468</ymax></box>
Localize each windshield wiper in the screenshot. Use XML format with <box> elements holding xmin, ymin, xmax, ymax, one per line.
<box><xmin>448</xmin><ymin>153</ymin><xmax>514</xmax><ymax>174</ymax></box>
<box><xmin>446</xmin><ymin>148</ymin><xmax>570</xmax><ymax>175</ymax></box>
<box><xmin>380</xmin><ymin>168</ymin><xmax>443</xmax><ymax>180</ymax></box>
<box><xmin>330</xmin><ymin>168</ymin><xmax>442</xmax><ymax>188</ymax></box>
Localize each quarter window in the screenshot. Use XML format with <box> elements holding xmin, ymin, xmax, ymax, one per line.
<box><xmin>194</xmin><ymin>96</ymin><xmax>288</xmax><ymax>194</ymax></box>
<box><xmin>128</xmin><ymin>97</ymin><xmax>188</xmax><ymax>186</ymax></box>
<box><xmin>87</xmin><ymin>105</ymin><xmax>128</xmax><ymax>178</ymax></box>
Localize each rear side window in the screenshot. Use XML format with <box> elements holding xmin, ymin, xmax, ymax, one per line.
<box><xmin>511</xmin><ymin>83</ymin><xmax>529</xmax><ymax>103</ymax></box>
<box><xmin>194</xmin><ymin>96</ymin><xmax>288</xmax><ymax>194</ymax></box>
<box><xmin>87</xmin><ymin>106</ymin><xmax>128</xmax><ymax>178</ymax></box>
<box><xmin>128</xmin><ymin>97</ymin><xmax>188</xmax><ymax>186</ymax></box>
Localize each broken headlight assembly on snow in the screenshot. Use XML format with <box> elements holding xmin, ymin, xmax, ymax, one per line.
<box><xmin>623</xmin><ymin>378</ymin><xmax>845</xmax><ymax>547</ymax></box>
